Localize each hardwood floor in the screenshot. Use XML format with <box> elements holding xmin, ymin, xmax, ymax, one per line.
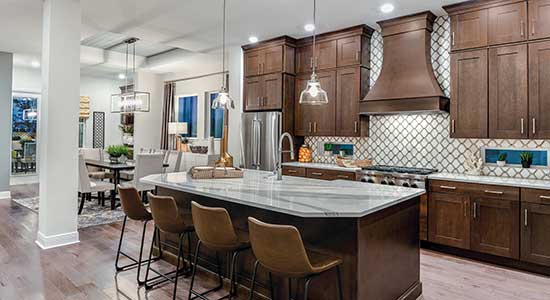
<box><xmin>2</xmin><ymin>183</ymin><xmax>550</xmax><ymax>300</ymax></box>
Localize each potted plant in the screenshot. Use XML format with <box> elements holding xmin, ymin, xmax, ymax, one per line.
<box><xmin>106</xmin><ymin>145</ymin><xmax>130</xmax><ymax>164</ymax></box>
<box><xmin>119</xmin><ymin>125</ymin><xmax>134</xmax><ymax>145</ymax></box>
<box><xmin>496</xmin><ymin>153</ymin><xmax>507</xmax><ymax>167</ymax></box>
<box><xmin>324</xmin><ymin>143</ymin><xmax>333</xmax><ymax>156</ymax></box>
<box><xmin>520</xmin><ymin>152</ymin><xmax>533</xmax><ymax>168</ymax></box>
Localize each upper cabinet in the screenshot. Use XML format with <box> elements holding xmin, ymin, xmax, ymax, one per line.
<box><xmin>529</xmin><ymin>41</ymin><xmax>550</xmax><ymax>139</ymax></box>
<box><xmin>243</xmin><ymin>37</ymin><xmax>296</xmax><ymax>78</ymax></box>
<box><xmin>296</xmin><ymin>40</ymin><xmax>337</xmax><ymax>73</ymax></box>
<box><xmin>488</xmin><ymin>2</ymin><xmax>528</xmax><ymax>45</ymax></box>
<box><xmin>529</xmin><ymin>0</ymin><xmax>550</xmax><ymax>40</ymax></box>
<box><xmin>451</xmin><ymin>10</ymin><xmax>488</xmax><ymax>50</ymax></box>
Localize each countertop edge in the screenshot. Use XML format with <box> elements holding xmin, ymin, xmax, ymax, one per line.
<box><xmin>282</xmin><ymin>162</ymin><xmax>361</xmax><ymax>172</ymax></box>
<box><xmin>428</xmin><ymin>173</ymin><xmax>550</xmax><ymax>190</ymax></box>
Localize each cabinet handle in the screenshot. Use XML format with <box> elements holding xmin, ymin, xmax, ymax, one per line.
<box><xmin>451</xmin><ymin>32</ymin><xmax>455</xmax><ymax>46</ymax></box>
<box><xmin>439</xmin><ymin>185</ymin><xmax>457</xmax><ymax>190</ymax></box>
<box><xmin>308</xmin><ymin>122</ymin><xmax>312</xmax><ymax>133</ymax></box>
<box><xmin>521</xmin><ymin>118</ymin><xmax>525</xmax><ymax>134</ymax></box>
<box><xmin>524</xmin><ymin>209</ymin><xmax>528</xmax><ymax>227</ymax></box>
<box><xmin>311</xmin><ymin>172</ymin><xmax>323</xmax><ymax>176</ymax></box>
<box><xmin>337</xmin><ymin>175</ymin><xmax>350</xmax><ymax>179</ymax></box>
<box><xmin>539</xmin><ymin>195</ymin><xmax>550</xmax><ymax>200</ymax></box>
<box><xmin>533</xmin><ymin>118</ymin><xmax>536</xmax><ymax>135</ymax></box>
<box><xmin>532</xmin><ymin>20</ymin><xmax>536</xmax><ymax>35</ymax></box>
<box><xmin>520</xmin><ymin>20</ymin><xmax>525</xmax><ymax>37</ymax></box>
<box><xmin>315</xmin><ymin>57</ymin><xmax>319</xmax><ymax>68</ymax></box>
<box><xmin>287</xmin><ymin>169</ymin><xmax>297</xmax><ymax>173</ymax></box>
<box><xmin>451</xmin><ymin>119</ymin><xmax>455</xmax><ymax>134</ymax></box>
<box><xmin>464</xmin><ymin>200</ymin><xmax>467</xmax><ymax>217</ymax></box>
<box><xmin>313</xmin><ymin>122</ymin><xmax>317</xmax><ymax>133</ymax></box>
<box><xmin>354</xmin><ymin>121</ymin><xmax>358</xmax><ymax>133</ymax></box>
<box><xmin>473</xmin><ymin>202</ymin><xmax>477</xmax><ymax>219</ymax></box>
<box><xmin>484</xmin><ymin>190</ymin><xmax>504</xmax><ymax>195</ymax></box>
<box><xmin>355</xmin><ymin>51</ymin><xmax>360</xmax><ymax>62</ymax></box>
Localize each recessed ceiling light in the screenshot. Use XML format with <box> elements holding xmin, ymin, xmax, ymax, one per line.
<box><xmin>380</xmin><ymin>3</ymin><xmax>394</xmax><ymax>13</ymax></box>
<box><xmin>304</xmin><ymin>24</ymin><xmax>316</xmax><ymax>32</ymax></box>
<box><xmin>248</xmin><ymin>36</ymin><xmax>259</xmax><ymax>43</ymax></box>
<box><xmin>118</xmin><ymin>73</ymin><xmax>126</xmax><ymax>80</ymax></box>
<box><xmin>31</xmin><ymin>61</ymin><xmax>40</xmax><ymax>68</ymax></box>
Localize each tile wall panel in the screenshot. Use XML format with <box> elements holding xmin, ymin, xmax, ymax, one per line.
<box><xmin>306</xmin><ymin>16</ymin><xmax>550</xmax><ymax>180</ymax></box>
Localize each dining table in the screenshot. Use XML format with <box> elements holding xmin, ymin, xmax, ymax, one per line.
<box><xmin>85</xmin><ymin>159</ymin><xmax>169</xmax><ymax>210</ymax></box>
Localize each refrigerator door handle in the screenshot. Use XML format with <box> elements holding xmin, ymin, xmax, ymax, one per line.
<box><xmin>272</xmin><ymin>113</ymin><xmax>279</xmax><ymax>171</ymax></box>
<box><xmin>256</xmin><ymin>120</ymin><xmax>262</xmax><ymax>169</ymax></box>
<box><xmin>252</xmin><ymin>119</ymin><xmax>258</xmax><ymax>168</ymax></box>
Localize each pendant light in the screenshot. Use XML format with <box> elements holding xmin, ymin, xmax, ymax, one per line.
<box><xmin>111</xmin><ymin>38</ymin><xmax>151</xmax><ymax>114</ymax></box>
<box><xmin>299</xmin><ymin>0</ymin><xmax>328</xmax><ymax>105</ymax></box>
<box><xmin>211</xmin><ymin>0</ymin><xmax>234</xmax><ymax>110</ymax></box>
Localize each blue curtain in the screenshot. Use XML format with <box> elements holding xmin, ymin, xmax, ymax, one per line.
<box><xmin>210</xmin><ymin>93</ymin><xmax>224</xmax><ymax>138</ymax></box>
<box><xmin>178</xmin><ymin>96</ymin><xmax>198</xmax><ymax>137</ymax></box>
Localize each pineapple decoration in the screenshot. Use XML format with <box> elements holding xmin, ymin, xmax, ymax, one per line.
<box><xmin>298</xmin><ymin>144</ymin><xmax>313</xmax><ymax>163</ymax></box>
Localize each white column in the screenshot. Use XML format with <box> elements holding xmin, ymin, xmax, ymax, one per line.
<box><xmin>133</xmin><ymin>71</ymin><xmax>162</xmax><ymax>151</ymax></box>
<box><xmin>36</xmin><ymin>0</ymin><xmax>81</xmax><ymax>249</ymax></box>
<box><xmin>0</xmin><ymin>52</ymin><xmax>13</xmax><ymax>199</ymax></box>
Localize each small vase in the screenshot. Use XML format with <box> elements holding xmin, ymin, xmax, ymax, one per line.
<box><xmin>109</xmin><ymin>156</ymin><xmax>120</xmax><ymax>164</ymax></box>
<box><xmin>521</xmin><ymin>160</ymin><xmax>532</xmax><ymax>168</ymax></box>
<box><xmin>496</xmin><ymin>160</ymin><xmax>506</xmax><ymax>167</ymax></box>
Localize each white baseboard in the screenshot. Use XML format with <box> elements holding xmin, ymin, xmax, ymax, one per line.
<box><xmin>0</xmin><ymin>191</ymin><xmax>10</xmax><ymax>199</ymax></box>
<box><xmin>35</xmin><ymin>231</ymin><xmax>80</xmax><ymax>250</ymax></box>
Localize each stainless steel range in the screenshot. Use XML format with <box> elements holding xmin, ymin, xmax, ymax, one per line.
<box><xmin>357</xmin><ymin>165</ymin><xmax>438</xmax><ymax>189</ymax></box>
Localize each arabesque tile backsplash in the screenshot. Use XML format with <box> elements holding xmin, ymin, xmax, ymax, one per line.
<box><xmin>305</xmin><ymin>16</ymin><xmax>550</xmax><ymax>180</ymax></box>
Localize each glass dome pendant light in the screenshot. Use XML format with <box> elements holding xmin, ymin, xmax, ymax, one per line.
<box><xmin>211</xmin><ymin>0</ymin><xmax>235</xmax><ymax>110</ymax></box>
<box><xmin>299</xmin><ymin>0</ymin><xmax>328</xmax><ymax>105</ymax></box>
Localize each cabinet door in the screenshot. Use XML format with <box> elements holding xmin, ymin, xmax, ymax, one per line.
<box><xmin>488</xmin><ymin>2</ymin><xmax>528</xmax><ymax>45</ymax></box>
<box><xmin>451</xmin><ymin>10</ymin><xmax>488</xmax><ymax>50</ymax></box>
<box><xmin>428</xmin><ymin>192</ymin><xmax>471</xmax><ymax>250</ymax></box>
<box><xmin>244</xmin><ymin>50</ymin><xmax>262</xmax><ymax>77</ymax></box>
<box><xmin>310</xmin><ymin>71</ymin><xmax>336</xmax><ymax>136</ymax></box>
<box><xmin>471</xmin><ymin>197</ymin><xmax>519</xmax><ymax>259</ymax></box>
<box><xmin>262</xmin><ymin>74</ymin><xmax>283</xmax><ymax>110</ymax></box>
<box><xmin>294</xmin><ymin>74</ymin><xmax>313</xmax><ymax>136</ymax></box>
<box><xmin>244</xmin><ymin>76</ymin><xmax>263</xmax><ymax>111</ymax></box>
<box><xmin>521</xmin><ymin>202</ymin><xmax>550</xmax><ymax>266</ymax></box>
<box><xmin>263</xmin><ymin>46</ymin><xmax>283</xmax><ymax>74</ymax></box>
<box><xmin>489</xmin><ymin>44</ymin><xmax>528</xmax><ymax>139</ymax></box>
<box><xmin>529</xmin><ymin>41</ymin><xmax>550</xmax><ymax>139</ymax></box>
<box><xmin>529</xmin><ymin>0</ymin><xmax>550</xmax><ymax>40</ymax></box>
<box><xmin>296</xmin><ymin>45</ymin><xmax>313</xmax><ymax>74</ymax></box>
<box><xmin>337</xmin><ymin>36</ymin><xmax>361</xmax><ymax>67</ymax></box>
<box><xmin>315</xmin><ymin>40</ymin><xmax>337</xmax><ymax>70</ymax></box>
<box><xmin>450</xmin><ymin>50</ymin><xmax>488</xmax><ymax>138</ymax></box>
<box><xmin>336</xmin><ymin>67</ymin><xmax>360</xmax><ymax>136</ymax></box>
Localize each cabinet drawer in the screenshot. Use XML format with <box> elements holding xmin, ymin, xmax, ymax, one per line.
<box><xmin>332</xmin><ymin>171</ymin><xmax>356</xmax><ymax>181</ymax></box>
<box><xmin>521</xmin><ymin>188</ymin><xmax>550</xmax><ymax>204</ymax></box>
<box><xmin>306</xmin><ymin>168</ymin><xmax>333</xmax><ymax>180</ymax></box>
<box><xmin>282</xmin><ymin>166</ymin><xmax>306</xmax><ymax>177</ymax></box>
<box><xmin>430</xmin><ymin>180</ymin><xmax>519</xmax><ymax>201</ymax></box>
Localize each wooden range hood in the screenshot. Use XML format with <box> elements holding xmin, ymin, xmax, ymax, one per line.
<box><xmin>360</xmin><ymin>11</ymin><xmax>449</xmax><ymax>115</ymax></box>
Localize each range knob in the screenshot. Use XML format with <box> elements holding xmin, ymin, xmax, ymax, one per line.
<box><xmin>388</xmin><ymin>180</ymin><xmax>395</xmax><ymax>186</ymax></box>
<box><xmin>367</xmin><ymin>179</ymin><xmax>375</xmax><ymax>183</ymax></box>
<box><xmin>402</xmin><ymin>181</ymin><xmax>410</xmax><ymax>187</ymax></box>
<box><xmin>380</xmin><ymin>179</ymin><xmax>388</xmax><ymax>185</ymax></box>
<box><xmin>410</xmin><ymin>183</ymin><xmax>419</xmax><ymax>188</ymax></box>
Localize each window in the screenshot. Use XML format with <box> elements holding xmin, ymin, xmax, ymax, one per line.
<box><xmin>209</xmin><ymin>92</ymin><xmax>224</xmax><ymax>139</ymax></box>
<box><xmin>11</xmin><ymin>94</ymin><xmax>39</xmax><ymax>175</ymax></box>
<box><xmin>176</xmin><ymin>95</ymin><xmax>198</xmax><ymax>138</ymax></box>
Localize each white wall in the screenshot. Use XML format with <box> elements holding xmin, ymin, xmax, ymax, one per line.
<box><xmin>12</xmin><ymin>66</ymin><xmax>124</xmax><ymax>149</ymax></box>
<box><xmin>0</xmin><ymin>52</ymin><xmax>13</xmax><ymax>195</ymax></box>
<box><xmin>133</xmin><ymin>71</ymin><xmax>163</xmax><ymax>151</ymax></box>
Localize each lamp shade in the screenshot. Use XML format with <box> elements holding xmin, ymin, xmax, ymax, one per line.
<box><xmin>168</xmin><ymin>122</ymin><xmax>188</xmax><ymax>135</ymax></box>
<box><xmin>111</xmin><ymin>91</ymin><xmax>151</xmax><ymax>113</ymax></box>
<box><xmin>299</xmin><ymin>73</ymin><xmax>329</xmax><ymax>105</ymax></box>
<box><xmin>211</xmin><ymin>88</ymin><xmax>235</xmax><ymax>110</ymax></box>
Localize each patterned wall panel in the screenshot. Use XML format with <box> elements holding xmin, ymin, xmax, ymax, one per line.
<box><xmin>370</xmin><ymin>30</ymin><xmax>383</xmax><ymax>86</ymax></box>
<box><xmin>92</xmin><ymin>112</ymin><xmax>105</xmax><ymax>149</ymax></box>
<box><xmin>308</xmin><ymin>16</ymin><xmax>550</xmax><ymax>180</ymax></box>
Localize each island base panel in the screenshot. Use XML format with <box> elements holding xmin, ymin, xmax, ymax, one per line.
<box><xmin>156</xmin><ymin>187</ymin><xmax>421</xmax><ymax>300</ymax></box>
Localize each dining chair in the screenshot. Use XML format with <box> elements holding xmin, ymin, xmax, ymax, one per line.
<box><xmin>79</xmin><ymin>147</ymin><xmax>111</xmax><ymax>180</ymax></box>
<box><xmin>163</xmin><ymin>150</ymin><xmax>182</xmax><ymax>173</ymax></box>
<box><xmin>77</xmin><ymin>154</ymin><xmax>116</xmax><ymax>214</ymax></box>
<box><xmin>131</xmin><ymin>153</ymin><xmax>165</xmax><ymax>197</ymax></box>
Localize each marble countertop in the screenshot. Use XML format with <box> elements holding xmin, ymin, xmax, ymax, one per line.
<box><xmin>141</xmin><ymin>170</ymin><xmax>424</xmax><ymax>218</ymax></box>
<box><xmin>429</xmin><ymin>173</ymin><xmax>550</xmax><ymax>190</ymax></box>
<box><xmin>282</xmin><ymin>162</ymin><xmax>361</xmax><ymax>172</ymax></box>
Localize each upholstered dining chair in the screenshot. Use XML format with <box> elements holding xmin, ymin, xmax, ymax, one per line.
<box><xmin>77</xmin><ymin>154</ymin><xmax>115</xmax><ymax>214</ymax></box>
<box><xmin>163</xmin><ymin>150</ymin><xmax>182</xmax><ymax>173</ymax></box>
<box><xmin>130</xmin><ymin>153</ymin><xmax>165</xmax><ymax>197</ymax></box>
<box><xmin>79</xmin><ymin>147</ymin><xmax>111</xmax><ymax>180</ymax></box>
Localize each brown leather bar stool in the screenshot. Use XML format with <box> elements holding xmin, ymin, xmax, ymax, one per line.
<box><xmin>187</xmin><ymin>201</ymin><xmax>250</xmax><ymax>300</ymax></box>
<box><xmin>115</xmin><ymin>186</ymin><xmax>162</xmax><ymax>285</ymax></box>
<box><xmin>247</xmin><ymin>217</ymin><xmax>343</xmax><ymax>300</ymax></box>
<box><xmin>144</xmin><ymin>192</ymin><xmax>195</xmax><ymax>300</ymax></box>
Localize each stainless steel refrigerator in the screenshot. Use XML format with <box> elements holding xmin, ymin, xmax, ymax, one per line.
<box><xmin>241</xmin><ymin>111</ymin><xmax>281</xmax><ymax>171</ymax></box>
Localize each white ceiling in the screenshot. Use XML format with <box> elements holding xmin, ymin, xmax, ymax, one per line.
<box><xmin>1</xmin><ymin>0</ymin><xmax>464</xmax><ymax>75</ymax></box>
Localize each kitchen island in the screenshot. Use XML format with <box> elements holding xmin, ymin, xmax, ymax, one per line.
<box><xmin>141</xmin><ymin>170</ymin><xmax>425</xmax><ymax>300</ymax></box>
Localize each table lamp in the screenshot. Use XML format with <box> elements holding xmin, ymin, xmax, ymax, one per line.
<box><xmin>168</xmin><ymin>122</ymin><xmax>188</xmax><ymax>150</ymax></box>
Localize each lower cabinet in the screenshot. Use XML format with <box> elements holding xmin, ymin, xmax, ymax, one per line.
<box><xmin>521</xmin><ymin>188</ymin><xmax>550</xmax><ymax>266</ymax></box>
<box><xmin>428</xmin><ymin>191</ymin><xmax>471</xmax><ymax>249</ymax></box>
<box><xmin>282</xmin><ymin>166</ymin><xmax>355</xmax><ymax>181</ymax></box>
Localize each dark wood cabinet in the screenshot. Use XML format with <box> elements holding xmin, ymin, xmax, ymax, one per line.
<box><xmin>488</xmin><ymin>2</ymin><xmax>528</xmax><ymax>45</ymax></box>
<box><xmin>428</xmin><ymin>192</ymin><xmax>471</xmax><ymax>250</ymax></box>
<box><xmin>296</xmin><ymin>44</ymin><xmax>314</xmax><ymax>74</ymax></box>
<box><xmin>489</xmin><ymin>44</ymin><xmax>528</xmax><ymax>139</ymax></box>
<box><xmin>529</xmin><ymin>40</ymin><xmax>550</xmax><ymax>139</ymax></box>
<box><xmin>470</xmin><ymin>196</ymin><xmax>520</xmax><ymax>259</ymax></box>
<box><xmin>450</xmin><ymin>50</ymin><xmax>488</xmax><ymax>138</ymax></box>
<box><xmin>337</xmin><ymin>36</ymin><xmax>362</xmax><ymax>67</ymax></box>
<box><xmin>294</xmin><ymin>74</ymin><xmax>312</xmax><ymax>136</ymax></box>
<box><xmin>294</xmin><ymin>71</ymin><xmax>336</xmax><ymax>136</ymax></box>
<box><xmin>529</xmin><ymin>0</ymin><xmax>550</xmax><ymax>40</ymax></box>
<box><xmin>244</xmin><ymin>76</ymin><xmax>263</xmax><ymax>111</ymax></box>
<box><xmin>282</xmin><ymin>166</ymin><xmax>306</xmax><ymax>177</ymax></box>
<box><xmin>336</xmin><ymin>67</ymin><xmax>364</xmax><ymax>137</ymax></box>
<box><xmin>262</xmin><ymin>73</ymin><xmax>283</xmax><ymax>110</ymax></box>
<box><xmin>283</xmin><ymin>166</ymin><xmax>355</xmax><ymax>181</ymax></box>
<box><xmin>296</xmin><ymin>40</ymin><xmax>337</xmax><ymax>73</ymax></box>
<box><xmin>243</xmin><ymin>37</ymin><xmax>296</xmax><ymax>78</ymax></box>
<box><xmin>262</xmin><ymin>46</ymin><xmax>284</xmax><ymax>74</ymax></box>
<box><xmin>520</xmin><ymin>188</ymin><xmax>550</xmax><ymax>266</ymax></box>
<box><xmin>450</xmin><ymin>10</ymin><xmax>488</xmax><ymax>50</ymax></box>
<box><xmin>244</xmin><ymin>49</ymin><xmax>263</xmax><ymax>77</ymax></box>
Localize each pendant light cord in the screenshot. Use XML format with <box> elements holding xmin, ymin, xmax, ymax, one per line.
<box><xmin>312</xmin><ymin>0</ymin><xmax>317</xmax><ymax>74</ymax></box>
<box><xmin>222</xmin><ymin>0</ymin><xmax>227</xmax><ymax>90</ymax></box>
<box><xmin>125</xmin><ymin>42</ymin><xmax>129</xmax><ymax>92</ymax></box>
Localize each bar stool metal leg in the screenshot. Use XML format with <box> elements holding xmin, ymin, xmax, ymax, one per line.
<box><xmin>248</xmin><ymin>260</ymin><xmax>260</xmax><ymax>300</ymax></box>
<box><xmin>187</xmin><ymin>244</ymin><xmax>227</xmax><ymax>300</ymax></box>
<box><xmin>336</xmin><ymin>266</ymin><xmax>343</xmax><ymax>300</ymax></box>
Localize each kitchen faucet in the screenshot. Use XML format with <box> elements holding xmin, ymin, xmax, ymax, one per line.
<box><xmin>276</xmin><ymin>132</ymin><xmax>295</xmax><ymax>180</ymax></box>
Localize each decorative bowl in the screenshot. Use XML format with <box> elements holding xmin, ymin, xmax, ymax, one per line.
<box><xmin>189</xmin><ymin>146</ymin><xmax>208</xmax><ymax>154</ymax></box>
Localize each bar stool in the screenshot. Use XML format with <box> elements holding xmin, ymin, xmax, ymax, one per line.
<box><xmin>115</xmin><ymin>186</ymin><xmax>161</xmax><ymax>285</ymax></box>
<box><xmin>144</xmin><ymin>192</ymin><xmax>195</xmax><ymax>300</ymax></box>
<box><xmin>247</xmin><ymin>217</ymin><xmax>343</xmax><ymax>300</ymax></box>
<box><xmin>187</xmin><ymin>201</ymin><xmax>250</xmax><ymax>300</ymax></box>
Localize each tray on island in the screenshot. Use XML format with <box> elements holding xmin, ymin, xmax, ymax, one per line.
<box><xmin>190</xmin><ymin>166</ymin><xmax>244</xmax><ymax>179</ymax></box>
